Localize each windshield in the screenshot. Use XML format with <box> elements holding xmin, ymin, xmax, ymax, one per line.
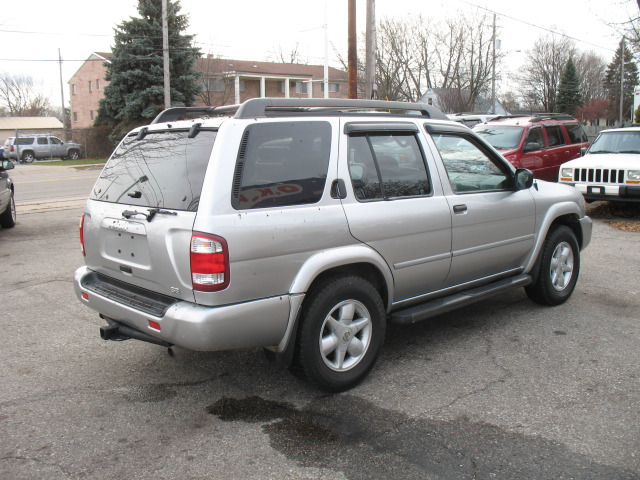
<box><xmin>589</xmin><ymin>131</ymin><xmax>640</xmax><ymax>154</ymax></box>
<box><xmin>473</xmin><ymin>125</ymin><xmax>524</xmax><ymax>150</ymax></box>
<box><xmin>90</xmin><ymin>129</ymin><xmax>216</xmax><ymax>211</ymax></box>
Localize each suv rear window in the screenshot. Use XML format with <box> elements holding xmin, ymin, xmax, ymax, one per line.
<box><xmin>90</xmin><ymin>129</ymin><xmax>216</xmax><ymax>211</ymax></box>
<box><xmin>564</xmin><ymin>123</ymin><xmax>588</xmax><ymax>144</ymax></box>
<box><xmin>232</xmin><ymin>121</ymin><xmax>332</xmax><ymax>210</ymax></box>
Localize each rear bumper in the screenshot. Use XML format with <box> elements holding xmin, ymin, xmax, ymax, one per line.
<box><xmin>73</xmin><ymin>266</ymin><xmax>291</xmax><ymax>351</ymax></box>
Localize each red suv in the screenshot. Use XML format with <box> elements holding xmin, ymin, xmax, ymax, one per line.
<box><xmin>473</xmin><ymin>114</ymin><xmax>589</xmax><ymax>182</ymax></box>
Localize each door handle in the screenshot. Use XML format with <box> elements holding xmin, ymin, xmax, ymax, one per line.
<box><xmin>453</xmin><ymin>204</ymin><xmax>467</xmax><ymax>214</ymax></box>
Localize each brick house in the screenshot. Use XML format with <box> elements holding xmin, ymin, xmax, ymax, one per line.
<box><xmin>68</xmin><ymin>52</ymin><xmax>113</xmax><ymax>129</ymax></box>
<box><xmin>69</xmin><ymin>52</ymin><xmax>349</xmax><ymax>130</ymax></box>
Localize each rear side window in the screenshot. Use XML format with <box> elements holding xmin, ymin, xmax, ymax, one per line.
<box><xmin>232</xmin><ymin>121</ymin><xmax>332</xmax><ymax>210</ymax></box>
<box><xmin>564</xmin><ymin>123</ymin><xmax>588</xmax><ymax>144</ymax></box>
<box><xmin>16</xmin><ymin>138</ymin><xmax>34</xmax><ymax>145</ymax></box>
<box><xmin>545</xmin><ymin>125</ymin><xmax>566</xmax><ymax>147</ymax></box>
<box><xmin>347</xmin><ymin>132</ymin><xmax>430</xmax><ymax>201</ymax></box>
<box><xmin>90</xmin><ymin>129</ymin><xmax>216</xmax><ymax>211</ymax></box>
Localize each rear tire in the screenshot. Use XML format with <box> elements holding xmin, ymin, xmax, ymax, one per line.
<box><xmin>0</xmin><ymin>191</ymin><xmax>16</xmax><ymax>228</ymax></box>
<box><xmin>21</xmin><ymin>151</ymin><xmax>35</xmax><ymax>163</ymax></box>
<box><xmin>295</xmin><ymin>275</ymin><xmax>386</xmax><ymax>392</ymax></box>
<box><xmin>526</xmin><ymin>225</ymin><xmax>580</xmax><ymax>306</ymax></box>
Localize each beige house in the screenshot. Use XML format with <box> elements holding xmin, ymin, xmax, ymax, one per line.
<box><xmin>0</xmin><ymin>117</ymin><xmax>64</xmax><ymax>145</ymax></box>
<box><xmin>68</xmin><ymin>52</ymin><xmax>349</xmax><ymax>130</ymax></box>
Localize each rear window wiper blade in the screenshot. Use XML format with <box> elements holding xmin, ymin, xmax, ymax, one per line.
<box><xmin>122</xmin><ymin>208</ymin><xmax>177</xmax><ymax>222</ymax></box>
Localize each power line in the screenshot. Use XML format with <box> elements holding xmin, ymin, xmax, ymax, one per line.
<box><xmin>456</xmin><ymin>0</ymin><xmax>618</xmax><ymax>53</ymax></box>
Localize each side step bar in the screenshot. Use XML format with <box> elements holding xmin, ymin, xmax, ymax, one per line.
<box><xmin>390</xmin><ymin>274</ymin><xmax>532</xmax><ymax>325</ymax></box>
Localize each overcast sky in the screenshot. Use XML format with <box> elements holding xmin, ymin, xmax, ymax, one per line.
<box><xmin>0</xmin><ymin>0</ymin><xmax>634</xmax><ymax>108</ymax></box>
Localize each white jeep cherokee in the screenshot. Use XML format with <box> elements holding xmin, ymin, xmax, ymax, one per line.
<box><xmin>74</xmin><ymin>98</ymin><xmax>592</xmax><ymax>391</ymax></box>
<box><xmin>559</xmin><ymin>126</ymin><xmax>640</xmax><ymax>204</ymax></box>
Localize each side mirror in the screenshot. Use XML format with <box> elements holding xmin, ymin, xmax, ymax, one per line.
<box><xmin>1</xmin><ymin>159</ymin><xmax>15</xmax><ymax>171</ymax></box>
<box><xmin>514</xmin><ymin>168</ymin><xmax>534</xmax><ymax>190</ymax></box>
<box><xmin>580</xmin><ymin>146</ymin><xmax>588</xmax><ymax>156</ymax></box>
<box><xmin>523</xmin><ymin>142</ymin><xmax>541</xmax><ymax>153</ymax></box>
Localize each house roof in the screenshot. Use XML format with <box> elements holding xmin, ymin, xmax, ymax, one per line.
<box><xmin>196</xmin><ymin>57</ymin><xmax>348</xmax><ymax>81</ymax></box>
<box><xmin>0</xmin><ymin>117</ymin><xmax>64</xmax><ymax>130</ymax></box>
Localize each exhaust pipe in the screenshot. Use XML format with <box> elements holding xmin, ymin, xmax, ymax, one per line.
<box><xmin>100</xmin><ymin>323</ymin><xmax>173</xmax><ymax>348</ymax></box>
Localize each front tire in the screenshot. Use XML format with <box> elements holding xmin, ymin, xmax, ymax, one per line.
<box><xmin>67</xmin><ymin>149</ymin><xmax>80</xmax><ymax>160</ymax></box>
<box><xmin>0</xmin><ymin>191</ymin><xmax>16</xmax><ymax>228</ymax></box>
<box><xmin>526</xmin><ymin>225</ymin><xmax>580</xmax><ymax>306</ymax></box>
<box><xmin>295</xmin><ymin>275</ymin><xmax>386</xmax><ymax>392</ymax></box>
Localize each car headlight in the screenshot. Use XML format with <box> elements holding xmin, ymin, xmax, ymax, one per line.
<box><xmin>628</xmin><ymin>170</ymin><xmax>640</xmax><ymax>181</ymax></box>
<box><xmin>560</xmin><ymin>167</ymin><xmax>573</xmax><ymax>178</ymax></box>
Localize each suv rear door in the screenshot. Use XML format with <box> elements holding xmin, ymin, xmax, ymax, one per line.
<box><xmin>339</xmin><ymin>121</ymin><xmax>452</xmax><ymax>302</ymax></box>
<box><xmin>83</xmin><ymin>128</ymin><xmax>217</xmax><ymax>301</ymax></box>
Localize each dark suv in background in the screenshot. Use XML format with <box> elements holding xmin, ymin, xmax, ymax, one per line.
<box><xmin>473</xmin><ymin>114</ymin><xmax>589</xmax><ymax>182</ymax></box>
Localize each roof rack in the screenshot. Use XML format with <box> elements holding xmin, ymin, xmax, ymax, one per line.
<box><xmin>151</xmin><ymin>98</ymin><xmax>449</xmax><ymax>124</ymax></box>
<box><xmin>490</xmin><ymin>113</ymin><xmax>576</xmax><ymax>123</ymax></box>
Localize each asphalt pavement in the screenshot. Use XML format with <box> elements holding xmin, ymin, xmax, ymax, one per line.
<box><xmin>0</xmin><ymin>165</ymin><xmax>638</xmax><ymax>479</ymax></box>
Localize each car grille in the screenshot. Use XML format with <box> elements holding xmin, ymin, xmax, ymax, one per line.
<box><xmin>573</xmin><ymin>168</ymin><xmax>625</xmax><ymax>184</ymax></box>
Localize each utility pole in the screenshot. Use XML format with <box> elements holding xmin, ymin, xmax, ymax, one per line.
<box><xmin>58</xmin><ymin>48</ymin><xmax>67</xmax><ymax>140</ymax></box>
<box><xmin>491</xmin><ymin>14</ymin><xmax>496</xmax><ymax>115</ymax></box>
<box><xmin>620</xmin><ymin>36</ymin><xmax>625</xmax><ymax>125</ymax></box>
<box><xmin>365</xmin><ymin>0</ymin><xmax>376</xmax><ymax>99</ymax></box>
<box><xmin>162</xmin><ymin>0</ymin><xmax>171</xmax><ymax>109</ymax></box>
<box><xmin>324</xmin><ymin>0</ymin><xmax>329</xmax><ymax>99</ymax></box>
<box><xmin>347</xmin><ymin>0</ymin><xmax>357</xmax><ymax>99</ymax></box>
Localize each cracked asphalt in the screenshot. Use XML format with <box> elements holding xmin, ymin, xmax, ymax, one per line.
<box><xmin>1</xmin><ymin>166</ymin><xmax>639</xmax><ymax>479</ymax></box>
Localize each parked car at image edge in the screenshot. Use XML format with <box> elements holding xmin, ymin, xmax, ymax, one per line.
<box><xmin>473</xmin><ymin>114</ymin><xmax>590</xmax><ymax>182</ymax></box>
<box><xmin>0</xmin><ymin>159</ymin><xmax>16</xmax><ymax>228</ymax></box>
<box><xmin>3</xmin><ymin>135</ymin><xmax>82</xmax><ymax>163</ymax></box>
<box><xmin>558</xmin><ymin>126</ymin><xmax>640</xmax><ymax>204</ymax></box>
<box><xmin>74</xmin><ymin>98</ymin><xmax>592</xmax><ymax>392</ymax></box>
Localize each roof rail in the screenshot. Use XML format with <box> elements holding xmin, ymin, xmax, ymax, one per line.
<box><xmin>233</xmin><ymin>98</ymin><xmax>448</xmax><ymax>120</ymax></box>
<box><xmin>150</xmin><ymin>98</ymin><xmax>449</xmax><ymax>124</ymax></box>
<box><xmin>490</xmin><ymin>113</ymin><xmax>576</xmax><ymax>123</ymax></box>
<box><xmin>150</xmin><ymin>105</ymin><xmax>239</xmax><ymax>124</ymax></box>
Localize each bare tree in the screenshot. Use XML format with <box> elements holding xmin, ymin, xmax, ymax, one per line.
<box><xmin>272</xmin><ymin>42</ymin><xmax>307</xmax><ymax>64</ymax></box>
<box><xmin>518</xmin><ymin>33</ymin><xmax>576</xmax><ymax>112</ymax></box>
<box><xmin>573</xmin><ymin>51</ymin><xmax>607</xmax><ymax>103</ymax></box>
<box><xmin>0</xmin><ymin>73</ymin><xmax>52</xmax><ymax>116</ymax></box>
<box><xmin>195</xmin><ymin>54</ymin><xmax>234</xmax><ymax>106</ymax></box>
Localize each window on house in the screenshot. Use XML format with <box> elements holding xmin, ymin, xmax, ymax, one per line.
<box><xmin>90</xmin><ymin>111</ymin><xmax>94</xmax><ymax>120</ymax></box>
<box><xmin>73</xmin><ymin>112</ymin><xmax>78</xmax><ymax>123</ymax></box>
<box><xmin>205</xmin><ymin>78</ymin><xmax>226</xmax><ymax>92</ymax></box>
<box><xmin>71</xmin><ymin>84</ymin><xmax>77</xmax><ymax>95</ymax></box>
<box><xmin>295</xmin><ymin>81</ymin><xmax>309</xmax><ymax>94</ymax></box>
<box><xmin>320</xmin><ymin>83</ymin><xmax>340</xmax><ymax>93</ymax></box>
<box><xmin>277</xmin><ymin>81</ymin><xmax>285</xmax><ymax>93</ymax></box>
<box><xmin>89</xmin><ymin>81</ymin><xmax>93</xmax><ymax>92</ymax></box>
<box><xmin>96</xmin><ymin>79</ymin><xmax>101</xmax><ymax>90</ymax></box>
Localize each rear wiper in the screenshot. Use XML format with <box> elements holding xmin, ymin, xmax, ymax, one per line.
<box><xmin>122</xmin><ymin>208</ymin><xmax>177</xmax><ymax>222</ymax></box>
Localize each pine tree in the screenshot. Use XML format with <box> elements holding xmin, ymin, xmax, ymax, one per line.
<box><xmin>96</xmin><ymin>0</ymin><xmax>201</xmax><ymax>141</ymax></box>
<box><xmin>603</xmin><ymin>39</ymin><xmax>639</xmax><ymax>123</ymax></box>
<box><xmin>556</xmin><ymin>58</ymin><xmax>582</xmax><ymax>115</ymax></box>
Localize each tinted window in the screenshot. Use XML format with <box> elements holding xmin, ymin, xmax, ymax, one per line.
<box><xmin>90</xmin><ymin>130</ymin><xmax>216</xmax><ymax>211</ymax></box>
<box><xmin>473</xmin><ymin>125</ymin><xmax>524</xmax><ymax>150</ymax></box>
<box><xmin>432</xmin><ymin>133</ymin><xmax>510</xmax><ymax>193</ymax></box>
<box><xmin>525</xmin><ymin>127</ymin><xmax>544</xmax><ymax>148</ymax></box>
<box><xmin>17</xmin><ymin>138</ymin><xmax>34</xmax><ymax>145</ymax></box>
<box><xmin>565</xmin><ymin>123</ymin><xmax>588</xmax><ymax>144</ymax></box>
<box><xmin>348</xmin><ymin>132</ymin><xmax>430</xmax><ymax>201</ymax></box>
<box><xmin>233</xmin><ymin>121</ymin><xmax>331</xmax><ymax>210</ymax></box>
<box><xmin>37</xmin><ymin>137</ymin><xmax>48</xmax><ymax>145</ymax></box>
<box><xmin>545</xmin><ymin>125</ymin><xmax>565</xmax><ymax>147</ymax></box>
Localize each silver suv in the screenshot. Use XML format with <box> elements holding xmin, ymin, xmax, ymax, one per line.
<box><xmin>4</xmin><ymin>135</ymin><xmax>82</xmax><ymax>163</ymax></box>
<box><xmin>74</xmin><ymin>98</ymin><xmax>592</xmax><ymax>391</ymax></box>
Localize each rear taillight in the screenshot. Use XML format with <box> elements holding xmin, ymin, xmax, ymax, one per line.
<box><xmin>10</xmin><ymin>145</ymin><xmax>14</xmax><ymax>152</ymax></box>
<box><xmin>79</xmin><ymin>214</ymin><xmax>86</xmax><ymax>257</ymax></box>
<box><xmin>190</xmin><ymin>232</ymin><xmax>229</xmax><ymax>292</ymax></box>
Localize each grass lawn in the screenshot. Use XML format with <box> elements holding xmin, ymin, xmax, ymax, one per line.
<box><xmin>35</xmin><ymin>159</ymin><xmax>108</xmax><ymax>166</ymax></box>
